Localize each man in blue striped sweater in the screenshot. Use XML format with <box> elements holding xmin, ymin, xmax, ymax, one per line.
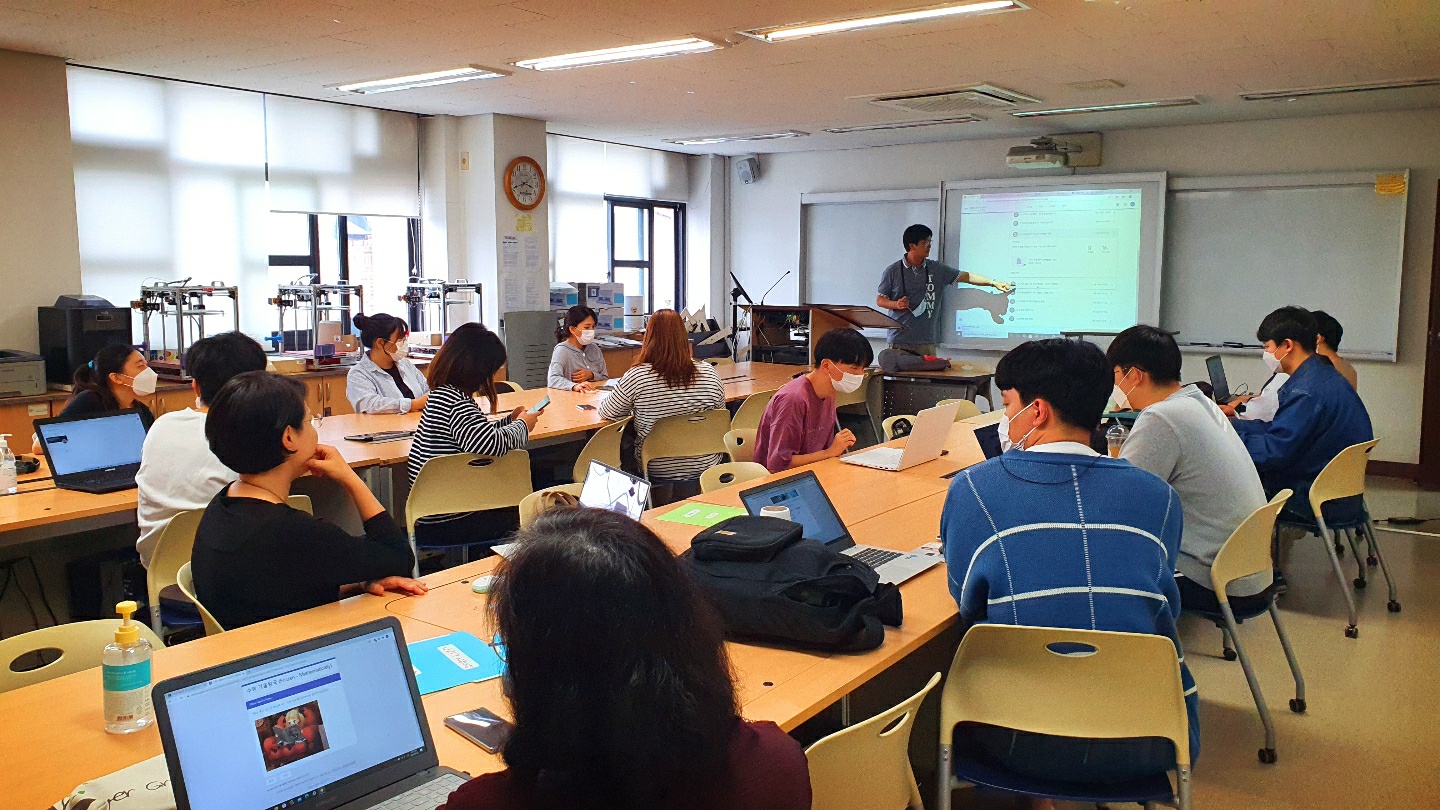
<box><xmin>941</xmin><ymin>338</ymin><xmax>1198</xmax><ymax>791</ymax></box>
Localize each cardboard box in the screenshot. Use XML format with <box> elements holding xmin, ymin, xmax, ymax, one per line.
<box><xmin>550</xmin><ymin>283</ymin><xmax>577</xmax><ymax>308</ymax></box>
<box><xmin>269</xmin><ymin>357</ymin><xmax>307</xmax><ymax>375</ymax></box>
<box><xmin>566</xmin><ymin>282</ymin><xmax>625</xmax><ymax>308</ymax></box>
<box><xmin>594</xmin><ymin>307</ymin><xmax>625</xmax><ymax>331</ymax></box>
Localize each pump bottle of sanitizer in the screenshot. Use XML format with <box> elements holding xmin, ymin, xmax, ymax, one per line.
<box><xmin>103</xmin><ymin>600</ymin><xmax>155</xmax><ymax>734</ymax></box>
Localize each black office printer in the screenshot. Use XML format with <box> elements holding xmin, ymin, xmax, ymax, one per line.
<box><xmin>38</xmin><ymin>295</ymin><xmax>133</xmax><ymax>386</ymax></box>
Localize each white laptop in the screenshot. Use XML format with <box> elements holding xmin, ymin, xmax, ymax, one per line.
<box><xmin>493</xmin><ymin>461</ymin><xmax>650</xmax><ymax>558</ymax></box>
<box><xmin>740</xmin><ymin>470</ymin><xmax>942</xmax><ymax>585</ymax></box>
<box><xmin>841</xmin><ymin>401</ymin><xmax>961</xmax><ymax>471</ymax></box>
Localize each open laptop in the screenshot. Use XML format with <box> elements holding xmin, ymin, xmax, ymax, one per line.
<box><xmin>154</xmin><ymin>617</ymin><xmax>467</xmax><ymax>810</ymax></box>
<box><xmin>739</xmin><ymin>470</ymin><xmax>942</xmax><ymax>585</ymax></box>
<box><xmin>33</xmin><ymin>410</ymin><xmax>147</xmax><ymax>493</ymax></box>
<box><xmin>840</xmin><ymin>401</ymin><xmax>960</xmax><ymax>471</ymax></box>
<box><xmin>578</xmin><ymin>459</ymin><xmax>651</xmax><ymax>519</ymax></box>
<box><xmin>1206</xmin><ymin>355</ymin><xmax>1243</xmax><ymax>405</ymax></box>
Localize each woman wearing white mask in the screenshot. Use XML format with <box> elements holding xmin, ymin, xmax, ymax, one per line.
<box><xmin>548</xmin><ymin>305</ymin><xmax>610</xmax><ymax>392</ymax></box>
<box><xmin>58</xmin><ymin>344</ymin><xmax>158</xmax><ymax>429</ymax></box>
<box><xmin>346</xmin><ymin>313</ymin><xmax>430</xmax><ymax>414</ymax></box>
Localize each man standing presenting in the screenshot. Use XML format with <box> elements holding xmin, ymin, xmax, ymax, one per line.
<box><xmin>876</xmin><ymin>224</ymin><xmax>1014</xmax><ymax>355</ymax></box>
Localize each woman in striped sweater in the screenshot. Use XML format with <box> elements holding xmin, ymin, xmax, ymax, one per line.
<box><xmin>599</xmin><ymin>310</ymin><xmax>726</xmax><ymax>492</ymax></box>
<box><xmin>408</xmin><ymin>323</ymin><xmax>539</xmax><ymax>549</ymax></box>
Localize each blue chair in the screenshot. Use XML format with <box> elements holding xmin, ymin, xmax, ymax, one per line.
<box><xmin>937</xmin><ymin>625</ymin><xmax>1191</xmax><ymax>810</ymax></box>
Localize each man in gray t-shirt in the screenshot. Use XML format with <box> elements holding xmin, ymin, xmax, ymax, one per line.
<box><xmin>876</xmin><ymin>223</ymin><xmax>1013</xmax><ymax>354</ymax></box>
<box><xmin>1107</xmin><ymin>326</ymin><xmax>1271</xmax><ymax>612</ymax></box>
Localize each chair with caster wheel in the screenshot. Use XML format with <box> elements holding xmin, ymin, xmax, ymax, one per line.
<box><xmin>1184</xmin><ymin>490</ymin><xmax>1305</xmax><ymax>765</ymax></box>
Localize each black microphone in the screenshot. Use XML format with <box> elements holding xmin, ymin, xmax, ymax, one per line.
<box><xmin>759</xmin><ymin>270</ymin><xmax>792</xmax><ymax>306</ymax></box>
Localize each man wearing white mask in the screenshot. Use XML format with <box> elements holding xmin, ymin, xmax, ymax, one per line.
<box><xmin>941</xmin><ymin>338</ymin><xmax>1199</xmax><ymax>789</ymax></box>
<box><xmin>548</xmin><ymin>305</ymin><xmax>610</xmax><ymax>392</ymax></box>
<box><xmin>753</xmin><ymin>328</ymin><xmax>871</xmax><ymax>472</ymax></box>
<box><xmin>1106</xmin><ymin>325</ymin><xmax>1270</xmax><ymax>613</ymax></box>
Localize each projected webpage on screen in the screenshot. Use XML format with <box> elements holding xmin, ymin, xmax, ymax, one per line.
<box><xmin>954</xmin><ymin>188</ymin><xmax>1143</xmax><ymax>340</ymax></box>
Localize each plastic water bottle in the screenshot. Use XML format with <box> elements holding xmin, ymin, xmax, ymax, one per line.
<box><xmin>0</xmin><ymin>433</ymin><xmax>16</xmax><ymax>495</ymax></box>
<box><xmin>103</xmin><ymin>600</ymin><xmax>155</xmax><ymax>734</ymax></box>
<box><xmin>1106</xmin><ymin>422</ymin><xmax>1129</xmax><ymax>459</ymax></box>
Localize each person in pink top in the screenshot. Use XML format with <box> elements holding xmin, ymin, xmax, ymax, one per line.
<box><xmin>754</xmin><ymin>328</ymin><xmax>874</xmax><ymax>472</ymax></box>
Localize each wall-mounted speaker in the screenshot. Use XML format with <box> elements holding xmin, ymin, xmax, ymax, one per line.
<box><xmin>735</xmin><ymin>156</ymin><xmax>760</xmax><ymax>185</ymax></box>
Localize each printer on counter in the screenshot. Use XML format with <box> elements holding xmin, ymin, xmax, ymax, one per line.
<box><xmin>38</xmin><ymin>295</ymin><xmax>133</xmax><ymax>386</ymax></box>
<box><xmin>0</xmin><ymin>350</ymin><xmax>46</xmax><ymax>398</ymax></box>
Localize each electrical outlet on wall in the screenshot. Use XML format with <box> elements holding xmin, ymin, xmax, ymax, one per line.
<box><xmin>460</xmin><ymin>151</ymin><xmax>470</xmax><ymax>171</ymax></box>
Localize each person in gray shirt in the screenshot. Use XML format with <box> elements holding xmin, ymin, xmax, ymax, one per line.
<box><xmin>548</xmin><ymin>305</ymin><xmax>610</xmax><ymax>391</ymax></box>
<box><xmin>875</xmin><ymin>223</ymin><xmax>1014</xmax><ymax>354</ymax></box>
<box><xmin>1107</xmin><ymin>326</ymin><xmax>1272</xmax><ymax>614</ymax></box>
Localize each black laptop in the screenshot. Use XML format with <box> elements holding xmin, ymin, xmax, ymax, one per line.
<box><xmin>33</xmin><ymin>410</ymin><xmax>147</xmax><ymax>493</ymax></box>
<box><xmin>153</xmin><ymin>617</ymin><xmax>468</xmax><ymax>810</ymax></box>
<box><xmin>1206</xmin><ymin>355</ymin><xmax>1243</xmax><ymax>405</ymax></box>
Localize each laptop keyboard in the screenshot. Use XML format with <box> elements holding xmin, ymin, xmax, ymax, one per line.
<box><xmin>370</xmin><ymin>773</ymin><xmax>467</xmax><ymax>810</ymax></box>
<box><xmin>843</xmin><ymin>447</ymin><xmax>902</xmax><ymax>470</ymax></box>
<box><xmin>849</xmin><ymin>546</ymin><xmax>904</xmax><ymax>568</ymax></box>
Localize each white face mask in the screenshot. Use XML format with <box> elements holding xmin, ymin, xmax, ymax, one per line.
<box><xmin>998</xmin><ymin>399</ymin><xmax>1038</xmax><ymax>452</ymax></box>
<box><xmin>577</xmin><ymin>329</ymin><xmax>596</xmax><ymax>346</ymax></box>
<box><xmin>1112</xmin><ymin>369</ymin><xmax>1135</xmax><ymax>411</ymax></box>
<box><xmin>1262</xmin><ymin>345</ymin><xmax>1287</xmax><ymax>374</ymax></box>
<box><xmin>389</xmin><ymin>339</ymin><xmax>409</xmax><ymax>362</ymax></box>
<box><xmin>831</xmin><ymin>367</ymin><xmax>864</xmax><ymax>394</ymax></box>
<box><xmin>124</xmin><ymin>366</ymin><xmax>158</xmax><ymax>396</ymax></box>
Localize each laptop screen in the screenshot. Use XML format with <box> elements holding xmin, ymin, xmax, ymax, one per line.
<box><xmin>161</xmin><ymin>625</ymin><xmax>427</xmax><ymax>810</ymax></box>
<box><xmin>579</xmin><ymin>460</ymin><xmax>651</xmax><ymax>520</ymax></box>
<box><xmin>1206</xmin><ymin>356</ymin><xmax>1230</xmax><ymax>402</ymax></box>
<box><xmin>740</xmin><ymin>471</ymin><xmax>849</xmax><ymax>546</ymax></box>
<box><xmin>38</xmin><ymin>412</ymin><xmax>146</xmax><ymax>477</ymax></box>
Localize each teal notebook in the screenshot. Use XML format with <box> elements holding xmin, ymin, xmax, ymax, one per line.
<box><xmin>407</xmin><ymin>631</ymin><xmax>505</xmax><ymax>695</ymax></box>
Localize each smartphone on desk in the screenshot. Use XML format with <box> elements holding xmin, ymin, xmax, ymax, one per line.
<box><xmin>445</xmin><ymin>707</ymin><xmax>513</xmax><ymax>753</ymax></box>
<box><xmin>527</xmin><ymin>396</ymin><xmax>550</xmax><ymax>415</ymax></box>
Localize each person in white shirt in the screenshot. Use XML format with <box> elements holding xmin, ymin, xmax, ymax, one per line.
<box><xmin>1220</xmin><ymin>372</ymin><xmax>1288</xmax><ymax>421</ymax></box>
<box><xmin>346</xmin><ymin>312</ymin><xmax>430</xmax><ymax>414</ymax></box>
<box><xmin>135</xmin><ymin>331</ymin><xmax>268</xmax><ymax>566</ymax></box>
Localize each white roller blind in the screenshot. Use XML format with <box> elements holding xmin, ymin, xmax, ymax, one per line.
<box><xmin>265</xmin><ymin>95</ymin><xmax>419</xmax><ymax>217</ymax></box>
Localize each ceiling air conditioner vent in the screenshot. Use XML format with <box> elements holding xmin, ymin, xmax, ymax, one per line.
<box><xmin>867</xmin><ymin>84</ymin><xmax>1040</xmax><ymax>114</ymax></box>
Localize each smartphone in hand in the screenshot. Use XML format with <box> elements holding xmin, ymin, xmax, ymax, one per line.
<box><xmin>445</xmin><ymin>707</ymin><xmax>513</xmax><ymax>753</ymax></box>
<box><xmin>526</xmin><ymin>396</ymin><xmax>551</xmax><ymax>415</ymax></box>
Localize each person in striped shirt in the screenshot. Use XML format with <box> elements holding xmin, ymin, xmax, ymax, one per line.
<box><xmin>940</xmin><ymin>338</ymin><xmax>1199</xmax><ymax>795</ymax></box>
<box><xmin>408</xmin><ymin>323</ymin><xmax>539</xmax><ymax>549</ymax></box>
<box><xmin>599</xmin><ymin>310</ymin><xmax>725</xmax><ymax>494</ymax></box>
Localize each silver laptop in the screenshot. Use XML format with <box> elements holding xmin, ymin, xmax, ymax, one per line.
<box><xmin>579</xmin><ymin>460</ymin><xmax>651</xmax><ymax>519</ymax></box>
<box><xmin>841</xmin><ymin>401</ymin><xmax>961</xmax><ymax>471</ymax></box>
<box><xmin>739</xmin><ymin>470</ymin><xmax>943</xmax><ymax>586</ymax></box>
<box><xmin>153</xmin><ymin>618</ymin><xmax>467</xmax><ymax>810</ymax></box>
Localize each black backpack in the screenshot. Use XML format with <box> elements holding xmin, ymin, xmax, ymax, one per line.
<box><xmin>680</xmin><ymin>516</ymin><xmax>903</xmax><ymax>653</ymax></box>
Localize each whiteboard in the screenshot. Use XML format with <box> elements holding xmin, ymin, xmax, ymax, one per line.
<box><xmin>1161</xmin><ymin>172</ymin><xmax>1408</xmax><ymax>360</ymax></box>
<box><xmin>800</xmin><ymin>190</ymin><xmax>940</xmax><ymax>324</ymax></box>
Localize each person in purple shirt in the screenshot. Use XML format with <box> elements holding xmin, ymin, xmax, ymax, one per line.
<box><xmin>753</xmin><ymin>328</ymin><xmax>873</xmax><ymax>472</ymax></box>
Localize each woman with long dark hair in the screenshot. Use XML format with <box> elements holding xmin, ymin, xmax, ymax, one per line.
<box><xmin>439</xmin><ymin>508</ymin><xmax>811</xmax><ymax>810</ymax></box>
<box><xmin>346</xmin><ymin>312</ymin><xmax>430</xmax><ymax>414</ymax></box>
<box><xmin>408</xmin><ymin>322</ymin><xmax>539</xmax><ymax>549</ymax></box>
<box><xmin>546</xmin><ymin>305</ymin><xmax>608</xmax><ymax>392</ymax></box>
<box><xmin>60</xmin><ymin>344</ymin><xmax>157</xmax><ymax>428</ymax></box>
<box><xmin>597</xmin><ymin>310</ymin><xmax>725</xmax><ymax>484</ymax></box>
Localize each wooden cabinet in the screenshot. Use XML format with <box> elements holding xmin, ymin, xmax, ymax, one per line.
<box><xmin>301</xmin><ymin>377</ymin><xmax>326</xmax><ymax>418</ymax></box>
<box><xmin>321</xmin><ymin>376</ymin><xmax>354</xmax><ymax>416</ymax></box>
<box><xmin>0</xmin><ymin>399</ymin><xmax>52</xmax><ymax>446</ymax></box>
<box><xmin>147</xmin><ymin>386</ymin><xmax>196</xmax><ymax>417</ymax></box>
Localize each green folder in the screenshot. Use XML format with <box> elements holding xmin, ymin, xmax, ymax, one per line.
<box><xmin>657</xmin><ymin>503</ymin><xmax>748</xmax><ymax>527</ymax></box>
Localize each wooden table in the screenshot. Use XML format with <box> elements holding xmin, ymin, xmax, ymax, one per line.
<box><xmin>4</xmin><ymin>417</ymin><xmax>986</xmax><ymax>808</ymax></box>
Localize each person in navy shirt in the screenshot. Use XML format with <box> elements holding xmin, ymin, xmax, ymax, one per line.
<box><xmin>1231</xmin><ymin>306</ymin><xmax>1374</xmax><ymax>525</ymax></box>
<box><xmin>941</xmin><ymin>338</ymin><xmax>1197</xmax><ymax>794</ymax></box>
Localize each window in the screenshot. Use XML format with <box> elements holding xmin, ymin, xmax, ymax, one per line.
<box><xmin>267</xmin><ymin>212</ymin><xmax>422</xmax><ymax>333</ymax></box>
<box><xmin>608</xmin><ymin>197</ymin><xmax>685</xmax><ymax>313</ymax></box>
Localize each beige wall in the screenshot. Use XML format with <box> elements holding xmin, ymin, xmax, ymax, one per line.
<box><xmin>0</xmin><ymin>49</ymin><xmax>81</xmax><ymax>353</ymax></box>
<box><xmin>726</xmin><ymin>109</ymin><xmax>1440</xmax><ymax>464</ymax></box>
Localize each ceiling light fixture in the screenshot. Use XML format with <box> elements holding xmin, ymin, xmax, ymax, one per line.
<box><xmin>740</xmin><ymin>0</ymin><xmax>1024</xmax><ymax>43</ymax></box>
<box><xmin>332</xmin><ymin>65</ymin><xmax>507</xmax><ymax>94</ymax></box>
<box><xmin>1239</xmin><ymin>77</ymin><xmax>1440</xmax><ymax>102</ymax></box>
<box><xmin>515</xmin><ymin>37</ymin><xmax>717</xmax><ymax>71</ymax></box>
<box><xmin>1010</xmin><ymin>97</ymin><xmax>1199</xmax><ymax>117</ymax></box>
<box><xmin>663</xmin><ymin>130</ymin><xmax>809</xmax><ymax>146</ymax></box>
<box><xmin>823</xmin><ymin>116</ymin><xmax>983</xmax><ymax>133</ymax></box>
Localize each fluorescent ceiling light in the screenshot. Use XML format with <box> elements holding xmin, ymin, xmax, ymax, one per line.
<box><xmin>1240</xmin><ymin>77</ymin><xmax>1440</xmax><ymax>101</ymax></box>
<box><xmin>741</xmin><ymin>0</ymin><xmax>1024</xmax><ymax>42</ymax></box>
<box><xmin>515</xmin><ymin>37</ymin><xmax>717</xmax><ymax>71</ymax></box>
<box><xmin>664</xmin><ymin>130</ymin><xmax>809</xmax><ymax>146</ymax></box>
<box><xmin>1010</xmin><ymin>97</ymin><xmax>1199</xmax><ymax>117</ymax></box>
<box><xmin>332</xmin><ymin>66</ymin><xmax>507</xmax><ymax>94</ymax></box>
<box><xmin>823</xmin><ymin>116</ymin><xmax>982</xmax><ymax>133</ymax></box>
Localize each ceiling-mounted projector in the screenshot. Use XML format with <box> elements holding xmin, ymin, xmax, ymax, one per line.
<box><xmin>1006</xmin><ymin>136</ymin><xmax>1068</xmax><ymax>169</ymax></box>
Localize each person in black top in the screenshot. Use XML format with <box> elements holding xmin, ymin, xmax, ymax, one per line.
<box><xmin>193</xmin><ymin>370</ymin><xmax>427</xmax><ymax>629</ymax></box>
<box><xmin>60</xmin><ymin>344</ymin><xmax>158</xmax><ymax>428</ymax></box>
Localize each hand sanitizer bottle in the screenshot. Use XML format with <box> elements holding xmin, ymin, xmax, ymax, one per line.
<box><xmin>103</xmin><ymin>600</ymin><xmax>155</xmax><ymax>734</ymax></box>
<box><xmin>0</xmin><ymin>434</ymin><xmax>16</xmax><ymax>494</ymax></box>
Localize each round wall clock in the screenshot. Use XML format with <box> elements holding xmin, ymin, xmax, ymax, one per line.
<box><xmin>504</xmin><ymin>155</ymin><xmax>545</xmax><ymax>211</ymax></box>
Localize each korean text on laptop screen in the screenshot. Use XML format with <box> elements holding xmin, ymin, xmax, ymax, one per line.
<box><xmin>741</xmin><ymin>473</ymin><xmax>848</xmax><ymax>546</ymax></box>
<box><xmin>579</xmin><ymin>460</ymin><xmax>651</xmax><ymax>520</ymax></box>
<box><xmin>161</xmin><ymin>625</ymin><xmax>427</xmax><ymax>810</ymax></box>
<box><xmin>39</xmin><ymin>412</ymin><xmax>146</xmax><ymax>477</ymax></box>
